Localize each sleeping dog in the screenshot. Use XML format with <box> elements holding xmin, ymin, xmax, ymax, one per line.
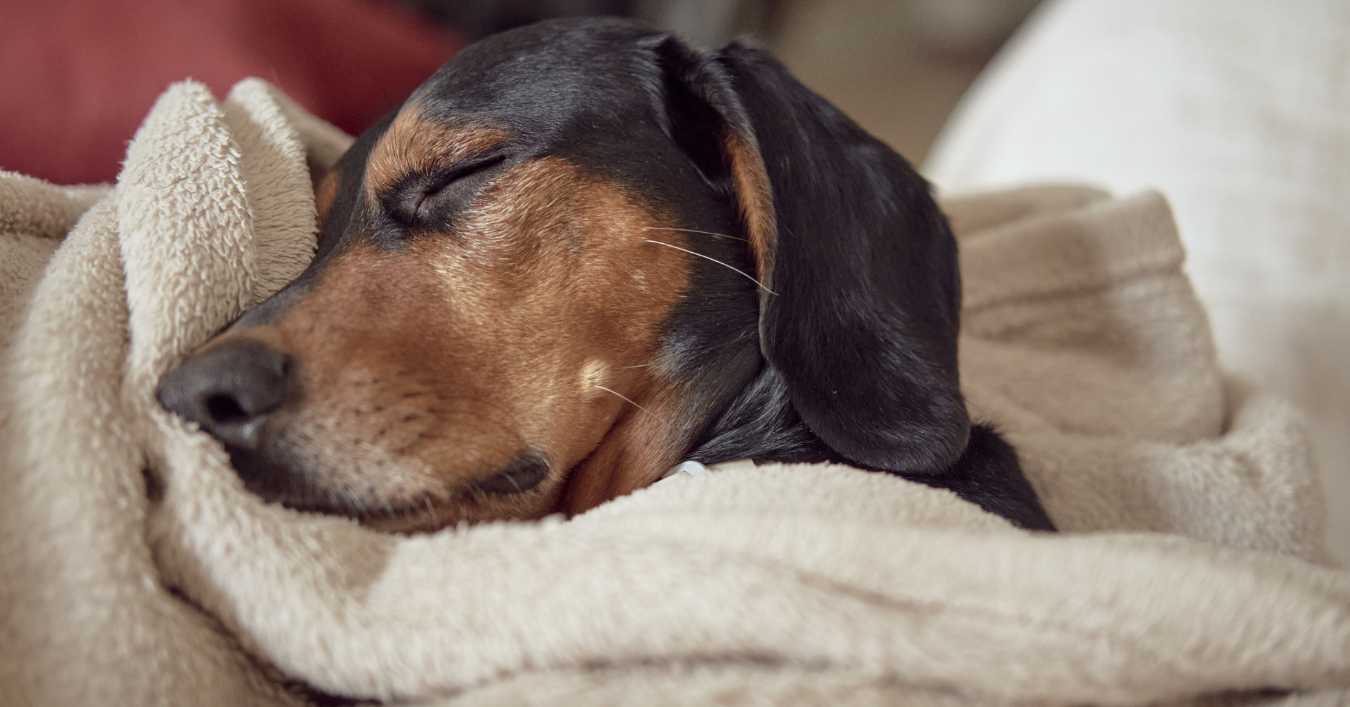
<box><xmin>157</xmin><ymin>18</ymin><xmax>1054</xmax><ymax>533</ymax></box>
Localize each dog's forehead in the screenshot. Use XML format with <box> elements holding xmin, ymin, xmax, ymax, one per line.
<box><xmin>307</xmin><ymin>19</ymin><xmax>702</xmax><ymax>270</ymax></box>
<box><xmin>410</xmin><ymin>18</ymin><xmax>663</xmax><ymax>132</ymax></box>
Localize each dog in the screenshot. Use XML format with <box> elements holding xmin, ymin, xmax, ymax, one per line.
<box><xmin>157</xmin><ymin>17</ymin><xmax>1054</xmax><ymax>533</ymax></box>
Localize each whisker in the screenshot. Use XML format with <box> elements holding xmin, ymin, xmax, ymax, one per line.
<box><xmin>642</xmin><ymin>239</ymin><xmax>776</xmax><ymax>295</ymax></box>
<box><xmin>621</xmin><ymin>362</ymin><xmax>653</xmax><ymax>369</ymax></box>
<box><xmin>594</xmin><ymin>385</ymin><xmax>649</xmax><ymax>414</ymax></box>
<box><xmin>642</xmin><ymin>226</ymin><xmax>747</xmax><ymax>242</ymax></box>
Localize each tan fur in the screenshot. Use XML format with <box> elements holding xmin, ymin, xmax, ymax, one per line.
<box><xmin>561</xmin><ymin>385</ymin><xmax>690</xmax><ymax>514</ymax></box>
<box><xmin>211</xmin><ymin>151</ymin><xmax>692</xmax><ymax>530</ymax></box>
<box><xmin>312</xmin><ymin>169</ymin><xmax>338</xmax><ymax>223</ymax></box>
<box><xmin>365</xmin><ymin>108</ymin><xmax>508</xmax><ymax>200</ymax></box>
<box><xmin>724</xmin><ymin>132</ymin><xmax>778</xmax><ymax>289</ymax></box>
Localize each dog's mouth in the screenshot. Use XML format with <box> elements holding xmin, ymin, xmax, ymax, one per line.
<box><xmin>223</xmin><ymin>445</ymin><xmax>553</xmax><ymax>533</ymax></box>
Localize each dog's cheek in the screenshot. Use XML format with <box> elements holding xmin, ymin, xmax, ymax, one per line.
<box><xmin>560</xmin><ymin>383</ymin><xmax>699</xmax><ymax>514</ymax></box>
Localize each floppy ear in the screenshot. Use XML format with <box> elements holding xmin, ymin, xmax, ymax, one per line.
<box><xmin>656</xmin><ymin>37</ymin><xmax>969</xmax><ymax>474</ymax></box>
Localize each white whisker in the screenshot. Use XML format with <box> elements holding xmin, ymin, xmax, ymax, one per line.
<box><xmin>642</xmin><ymin>226</ymin><xmax>747</xmax><ymax>242</ymax></box>
<box><xmin>642</xmin><ymin>239</ymin><xmax>776</xmax><ymax>295</ymax></box>
<box><xmin>594</xmin><ymin>385</ymin><xmax>649</xmax><ymax>413</ymax></box>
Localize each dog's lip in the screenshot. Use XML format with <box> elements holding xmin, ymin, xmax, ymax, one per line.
<box><xmin>271</xmin><ymin>487</ymin><xmax>469</xmax><ymax>532</ymax></box>
<box><xmin>224</xmin><ymin>445</ymin><xmax>552</xmax><ymax>532</ymax></box>
<box><xmin>469</xmin><ymin>451</ymin><xmax>550</xmax><ymax>494</ymax></box>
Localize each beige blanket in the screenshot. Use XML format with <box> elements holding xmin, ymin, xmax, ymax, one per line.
<box><xmin>1</xmin><ymin>80</ymin><xmax>1346</xmax><ymax>707</ymax></box>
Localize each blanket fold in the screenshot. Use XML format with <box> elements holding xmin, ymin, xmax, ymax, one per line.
<box><xmin>2</xmin><ymin>79</ymin><xmax>1346</xmax><ymax>706</ymax></box>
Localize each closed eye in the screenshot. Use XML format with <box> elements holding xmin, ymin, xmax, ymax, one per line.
<box><xmin>386</xmin><ymin>153</ymin><xmax>508</xmax><ymax>227</ymax></box>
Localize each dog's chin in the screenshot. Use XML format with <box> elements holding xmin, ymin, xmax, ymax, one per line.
<box><xmin>222</xmin><ymin>444</ymin><xmax>556</xmax><ymax>534</ymax></box>
<box><xmin>343</xmin><ymin>499</ymin><xmax>472</xmax><ymax>535</ymax></box>
<box><xmin>338</xmin><ymin>485</ymin><xmax>557</xmax><ymax>535</ymax></box>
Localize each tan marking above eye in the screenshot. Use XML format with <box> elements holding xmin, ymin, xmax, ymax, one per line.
<box><xmin>365</xmin><ymin>105</ymin><xmax>509</xmax><ymax>202</ymax></box>
<box><xmin>313</xmin><ymin>169</ymin><xmax>339</xmax><ymax>224</ymax></box>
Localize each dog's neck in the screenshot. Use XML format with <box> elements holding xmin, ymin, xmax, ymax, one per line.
<box><xmin>686</xmin><ymin>363</ymin><xmax>837</xmax><ymax>468</ymax></box>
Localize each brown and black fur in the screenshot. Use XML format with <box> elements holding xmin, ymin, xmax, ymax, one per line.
<box><xmin>157</xmin><ymin>18</ymin><xmax>1054</xmax><ymax>533</ymax></box>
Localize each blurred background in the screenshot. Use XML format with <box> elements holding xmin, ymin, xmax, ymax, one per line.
<box><xmin>0</xmin><ymin>0</ymin><xmax>1037</xmax><ymax>184</ymax></box>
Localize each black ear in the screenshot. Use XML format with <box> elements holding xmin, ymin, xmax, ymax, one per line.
<box><xmin>655</xmin><ymin>37</ymin><xmax>969</xmax><ymax>474</ymax></box>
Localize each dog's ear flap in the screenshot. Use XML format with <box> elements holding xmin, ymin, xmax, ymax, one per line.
<box><xmin>654</xmin><ymin>37</ymin><xmax>969</xmax><ymax>473</ymax></box>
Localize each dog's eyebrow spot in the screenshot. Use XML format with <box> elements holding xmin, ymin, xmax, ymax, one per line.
<box><xmin>580</xmin><ymin>359</ymin><xmax>610</xmax><ymax>391</ymax></box>
<box><xmin>366</xmin><ymin>105</ymin><xmax>508</xmax><ymax>201</ymax></box>
<box><xmin>313</xmin><ymin>169</ymin><xmax>339</xmax><ymax>223</ymax></box>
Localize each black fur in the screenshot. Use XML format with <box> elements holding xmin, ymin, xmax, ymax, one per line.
<box><xmin>639</xmin><ymin>28</ymin><xmax>1052</xmax><ymax>529</ymax></box>
<box><xmin>662</xmin><ymin>38</ymin><xmax>969</xmax><ymax>475</ymax></box>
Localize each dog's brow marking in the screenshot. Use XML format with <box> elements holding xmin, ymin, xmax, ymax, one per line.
<box><xmin>594</xmin><ymin>385</ymin><xmax>649</xmax><ymax>414</ymax></box>
<box><xmin>642</xmin><ymin>226</ymin><xmax>747</xmax><ymax>242</ymax></box>
<box><xmin>642</xmin><ymin>239</ymin><xmax>777</xmax><ymax>295</ymax></box>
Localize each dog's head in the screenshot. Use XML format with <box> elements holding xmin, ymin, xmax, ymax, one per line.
<box><xmin>157</xmin><ymin>18</ymin><xmax>967</xmax><ymax>532</ymax></box>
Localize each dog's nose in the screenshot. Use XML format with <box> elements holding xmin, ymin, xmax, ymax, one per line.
<box><xmin>156</xmin><ymin>339</ymin><xmax>291</xmax><ymax>450</ymax></box>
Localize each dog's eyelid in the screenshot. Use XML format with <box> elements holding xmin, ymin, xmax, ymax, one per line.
<box><xmin>428</xmin><ymin>152</ymin><xmax>509</xmax><ymax>191</ymax></box>
<box><xmin>386</xmin><ymin>153</ymin><xmax>509</xmax><ymax>227</ymax></box>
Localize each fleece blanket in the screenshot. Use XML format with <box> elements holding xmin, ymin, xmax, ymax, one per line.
<box><xmin>1</xmin><ymin>80</ymin><xmax>1347</xmax><ymax>707</ymax></box>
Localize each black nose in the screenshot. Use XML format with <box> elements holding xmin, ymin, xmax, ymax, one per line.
<box><xmin>156</xmin><ymin>339</ymin><xmax>291</xmax><ymax>451</ymax></box>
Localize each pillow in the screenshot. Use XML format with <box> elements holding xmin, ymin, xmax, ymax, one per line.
<box><xmin>927</xmin><ymin>0</ymin><xmax>1350</xmax><ymax>564</ymax></box>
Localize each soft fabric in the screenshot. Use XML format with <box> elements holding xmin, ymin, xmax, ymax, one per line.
<box><xmin>925</xmin><ymin>0</ymin><xmax>1350</xmax><ymax>565</ymax></box>
<box><xmin>1</xmin><ymin>80</ymin><xmax>1347</xmax><ymax>706</ymax></box>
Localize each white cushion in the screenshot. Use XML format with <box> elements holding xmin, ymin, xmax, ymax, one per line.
<box><xmin>927</xmin><ymin>0</ymin><xmax>1350</xmax><ymax>564</ymax></box>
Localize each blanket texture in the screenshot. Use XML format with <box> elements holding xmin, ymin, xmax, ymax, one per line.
<box><xmin>1</xmin><ymin>80</ymin><xmax>1347</xmax><ymax>707</ymax></box>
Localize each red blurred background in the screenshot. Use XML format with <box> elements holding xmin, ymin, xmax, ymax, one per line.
<box><xmin>0</xmin><ymin>0</ymin><xmax>464</xmax><ymax>184</ymax></box>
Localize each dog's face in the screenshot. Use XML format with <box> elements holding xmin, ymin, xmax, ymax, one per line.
<box><xmin>158</xmin><ymin>19</ymin><xmax>976</xmax><ymax>532</ymax></box>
